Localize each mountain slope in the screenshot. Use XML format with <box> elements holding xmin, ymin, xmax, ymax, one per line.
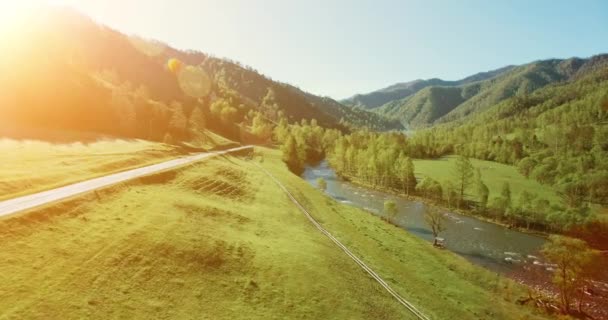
<box><xmin>0</xmin><ymin>8</ymin><xmax>400</xmax><ymax>145</ymax></box>
<box><xmin>436</xmin><ymin>56</ymin><xmax>608</xmax><ymax>124</ymax></box>
<box><xmin>341</xmin><ymin>65</ymin><xmax>514</xmax><ymax>110</ymax></box>
<box><xmin>369</xmin><ymin>55</ymin><xmax>608</xmax><ymax>128</ymax></box>
<box><xmin>378</xmin><ymin>86</ymin><xmax>465</xmax><ymax>128</ymax></box>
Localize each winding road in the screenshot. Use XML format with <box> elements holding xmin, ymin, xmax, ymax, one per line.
<box><xmin>0</xmin><ymin>145</ymin><xmax>253</xmax><ymax>218</ymax></box>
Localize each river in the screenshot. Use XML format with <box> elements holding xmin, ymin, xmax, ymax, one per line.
<box><xmin>302</xmin><ymin>160</ymin><xmax>549</xmax><ymax>275</ymax></box>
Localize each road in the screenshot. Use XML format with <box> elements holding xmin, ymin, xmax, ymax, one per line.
<box><xmin>0</xmin><ymin>145</ymin><xmax>253</xmax><ymax>218</ymax></box>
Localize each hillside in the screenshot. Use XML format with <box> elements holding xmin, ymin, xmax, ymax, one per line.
<box><xmin>341</xmin><ymin>65</ymin><xmax>514</xmax><ymax>110</ymax></box>
<box><xmin>349</xmin><ymin>56</ymin><xmax>608</xmax><ymax>128</ymax></box>
<box><xmin>0</xmin><ymin>147</ymin><xmax>547</xmax><ymax>319</ymax></box>
<box><xmin>0</xmin><ymin>8</ymin><xmax>399</xmax><ymax>146</ymax></box>
<box><xmin>403</xmin><ymin>65</ymin><xmax>608</xmax><ymax>239</ymax></box>
<box><xmin>435</xmin><ymin>56</ymin><xmax>608</xmax><ymax>124</ymax></box>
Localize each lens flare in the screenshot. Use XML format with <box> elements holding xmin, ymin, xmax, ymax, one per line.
<box><xmin>177</xmin><ymin>65</ymin><xmax>211</xmax><ymax>98</ymax></box>
<box><xmin>167</xmin><ymin>58</ymin><xmax>183</xmax><ymax>74</ymax></box>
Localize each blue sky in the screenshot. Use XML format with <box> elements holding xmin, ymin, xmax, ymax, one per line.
<box><xmin>42</xmin><ymin>0</ymin><xmax>608</xmax><ymax>98</ymax></box>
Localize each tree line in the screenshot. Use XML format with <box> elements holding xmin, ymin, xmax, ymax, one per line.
<box><xmin>275</xmin><ymin>123</ymin><xmax>605</xmax><ymax>243</ymax></box>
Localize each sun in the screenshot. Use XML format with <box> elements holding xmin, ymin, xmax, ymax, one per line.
<box><xmin>0</xmin><ymin>2</ymin><xmax>33</xmax><ymax>30</ymax></box>
<box><xmin>0</xmin><ymin>1</ymin><xmax>68</xmax><ymax>30</ymax></box>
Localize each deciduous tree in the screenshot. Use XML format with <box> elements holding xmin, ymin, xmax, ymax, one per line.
<box><xmin>424</xmin><ymin>207</ymin><xmax>446</xmax><ymax>246</ymax></box>
<box><xmin>541</xmin><ymin>236</ymin><xmax>597</xmax><ymax>314</ymax></box>
<box><xmin>384</xmin><ymin>200</ymin><xmax>398</xmax><ymax>224</ymax></box>
<box><xmin>453</xmin><ymin>155</ymin><xmax>474</xmax><ymax>208</ymax></box>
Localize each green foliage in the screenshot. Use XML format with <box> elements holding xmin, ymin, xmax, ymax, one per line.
<box><xmin>188</xmin><ymin>106</ymin><xmax>206</xmax><ymax>133</ymax></box>
<box><xmin>404</xmin><ymin>64</ymin><xmax>608</xmax><ymax>210</ymax></box>
<box><xmin>416</xmin><ymin>177</ymin><xmax>443</xmax><ymax>201</ymax></box>
<box><xmin>168</xmin><ymin>101</ymin><xmax>188</xmax><ymax>140</ymax></box>
<box><xmin>0</xmin><ymin>9</ymin><xmax>401</xmax><ymax>150</ymax></box>
<box><xmin>251</xmin><ymin>112</ymin><xmax>273</xmax><ymax>141</ymax></box>
<box><xmin>395</xmin><ymin>155</ymin><xmax>417</xmax><ymax>195</ymax></box>
<box><xmin>378</xmin><ymin>86</ymin><xmax>465</xmax><ymax>128</ymax></box>
<box><xmin>342</xmin><ymin>66</ymin><xmax>514</xmax><ymax>110</ymax></box>
<box><xmin>541</xmin><ymin>236</ymin><xmax>598</xmax><ymax>314</ymax></box>
<box><xmin>383</xmin><ymin>200</ymin><xmax>398</xmax><ymax>223</ymax></box>
<box><xmin>316</xmin><ymin>177</ymin><xmax>327</xmax><ymax>192</ymax></box>
<box><xmin>475</xmin><ymin>169</ymin><xmax>490</xmax><ymax>212</ymax></box>
<box><xmin>500</xmin><ymin>182</ymin><xmax>512</xmax><ymax>205</ymax></box>
<box><xmin>453</xmin><ymin>155</ymin><xmax>474</xmax><ymax>208</ymax></box>
<box><xmin>281</xmin><ymin>135</ymin><xmax>304</xmax><ymax>174</ymax></box>
<box><xmin>424</xmin><ymin>207</ymin><xmax>446</xmax><ymax>246</ymax></box>
<box><xmin>371</xmin><ymin>57</ymin><xmax>608</xmax><ymax>128</ymax></box>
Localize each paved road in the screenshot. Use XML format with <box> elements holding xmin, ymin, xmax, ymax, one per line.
<box><xmin>0</xmin><ymin>145</ymin><xmax>253</xmax><ymax>218</ymax></box>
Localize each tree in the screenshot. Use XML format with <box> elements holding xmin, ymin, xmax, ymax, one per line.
<box><xmin>416</xmin><ymin>177</ymin><xmax>443</xmax><ymax>201</ymax></box>
<box><xmin>559</xmin><ymin>180</ymin><xmax>588</xmax><ymax>208</ymax></box>
<box><xmin>518</xmin><ymin>190</ymin><xmax>537</xmax><ymax>229</ymax></box>
<box><xmin>501</xmin><ymin>182</ymin><xmax>512</xmax><ymax>206</ymax></box>
<box><xmin>396</xmin><ymin>155</ymin><xmax>417</xmax><ymax>196</ymax></box>
<box><xmin>474</xmin><ymin>168</ymin><xmax>489</xmax><ymax>212</ymax></box>
<box><xmin>281</xmin><ymin>135</ymin><xmax>303</xmax><ymax>174</ymax></box>
<box><xmin>384</xmin><ymin>200</ymin><xmax>398</xmax><ymax>224</ymax></box>
<box><xmin>220</xmin><ymin>105</ymin><xmax>238</xmax><ymax>123</ymax></box>
<box><xmin>251</xmin><ymin>112</ymin><xmax>273</xmax><ymax>140</ymax></box>
<box><xmin>316</xmin><ymin>177</ymin><xmax>327</xmax><ymax>192</ymax></box>
<box><xmin>260</xmin><ymin>87</ymin><xmax>280</xmax><ymax>121</ymax></box>
<box><xmin>543</xmin><ymin>125</ymin><xmax>564</xmax><ymax>155</ymax></box>
<box><xmin>162</xmin><ymin>133</ymin><xmax>175</xmax><ymax>145</ymax></box>
<box><xmin>517</xmin><ymin>157</ymin><xmax>536</xmax><ymax>178</ymax></box>
<box><xmin>453</xmin><ymin>155</ymin><xmax>474</xmax><ymax>208</ymax></box>
<box><xmin>424</xmin><ymin>207</ymin><xmax>446</xmax><ymax>246</ymax></box>
<box><xmin>541</xmin><ymin>236</ymin><xmax>597</xmax><ymax>314</ymax></box>
<box><xmin>443</xmin><ymin>181</ymin><xmax>458</xmax><ymax>209</ymax></box>
<box><xmin>188</xmin><ymin>106</ymin><xmax>206</xmax><ymax>133</ymax></box>
<box><xmin>168</xmin><ymin>101</ymin><xmax>188</xmax><ymax>140</ymax></box>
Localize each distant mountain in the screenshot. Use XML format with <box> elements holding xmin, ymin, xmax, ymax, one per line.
<box><xmin>364</xmin><ymin>56</ymin><xmax>608</xmax><ymax>128</ymax></box>
<box><xmin>341</xmin><ymin>65</ymin><xmax>515</xmax><ymax>110</ymax></box>
<box><xmin>0</xmin><ymin>7</ymin><xmax>400</xmax><ymax>144</ymax></box>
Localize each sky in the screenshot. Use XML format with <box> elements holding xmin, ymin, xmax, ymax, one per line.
<box><xmin>5</xmin><ymin>0</ymin><xmax>608</xmax><ymax>99</ymax></box>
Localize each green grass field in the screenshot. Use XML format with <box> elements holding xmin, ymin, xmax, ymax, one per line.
<box><xmin>0</xmin><ymin>129</ymin><xmax>237</xmax><ymax>201</ymax></box>
<box><xmin>413</xmin><ymin>156</ymin><xmax>562</xmax><ymax>205</ymax></box>
<box><xmin>0</xmin><ymin>138</ymin><xmax>179</xmax><ymax>201</ymax></box>
<box><xmin>0</xmin><ymin>148</ymin><xmax>548</xmax><ymax>319</ymax></box>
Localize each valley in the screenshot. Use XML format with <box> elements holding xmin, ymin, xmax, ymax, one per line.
<box><xmin>0</xmin><ymin>3</ymin><xmax>606</xmax><ymax>320</ymax></box>
<box><xmin>0</xmin><ymin>148</ymin><xmax>547</xmax><ymax>319</ymax></box>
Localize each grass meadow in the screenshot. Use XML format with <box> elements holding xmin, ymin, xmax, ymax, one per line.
<box><xmin>0</xmin><ymin>138</ymin><xmax>179</xmax><ymax>200</ymax></box>
<box><xmin>0</xmin><ymin>148</ymin><xmax>548</xmax><ymax>319</ymax></box>
<box><xmin>413</xmin><ymin>156</ymin><xmax>562</xmax><ymax>205</ymax></box>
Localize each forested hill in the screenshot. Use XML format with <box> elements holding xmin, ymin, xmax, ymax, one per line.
<box><xmin>408</xmin><ymin>65</ymin><xmax>608</xmax><ymax>210</ymax></box>
<box><xmin>0</xmin><ymin>8</ymin><xmax>400</xmax><ymax>145</ymax></box>
<box><xmin>345</xmin><ymin>56</ymin><xmax>608</xmax><ymax>129</ymax></box>
<box><xmin>340</xmin><ymin>65</ymin><xmax>515</xmax><ymax>110</ymax></box>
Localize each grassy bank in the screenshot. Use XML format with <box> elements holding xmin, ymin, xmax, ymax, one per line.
<box><xmin>0</xmin><ymin>129</ymin><xmax>237</xmax><ymax>201</ymax></box>
<box><xmin>0</xmin><ymin>138</ymin><xmax>179</xmax><ymax>200</ymax></box>
<box><xmin>413</xmin><ymin>155</ymin><xmax>562</xmax><ymax>205</ymax></box>
<box><xmin>0</xmin><ymin>148</ymin><xmax>547</xmax><ymax>319</ymax></box>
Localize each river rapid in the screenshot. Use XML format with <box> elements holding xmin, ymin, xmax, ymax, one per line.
<box><xmin>303</xmin><ymin>160</ymin><xmax>552</xmax><ymax>275</ymax></box>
